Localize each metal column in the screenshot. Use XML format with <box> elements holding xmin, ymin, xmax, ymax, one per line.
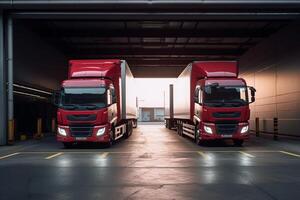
<box><xmin>7</xmin><ymin>16</ymin><xmax>14</xmax><ymax>143</ymax></box>
<box><xmin>0</xmin><ymin>13</ymin><xmax>7</xmax><ymax>145</ymax></box>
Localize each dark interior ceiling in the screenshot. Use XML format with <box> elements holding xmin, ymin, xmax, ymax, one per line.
<box><xmin>22</xmin><ymin>18</ymin><xmax>289</xmax><ymax>77</ymax></box>
<box><xmin>3</xmin><ymin>0</ymin><xmax>300</xmax><ymax>78</ymax></box>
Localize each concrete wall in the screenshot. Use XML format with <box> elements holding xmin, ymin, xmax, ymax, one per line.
<box><xmin>239</xmin><ymin>21</ymin><xmax>300</xmax><ymax>136</ymax></box>
<box><xmin>14</xmin><ymin>21</ymin><xmax>68</xmax><ymax>90</ymax></box>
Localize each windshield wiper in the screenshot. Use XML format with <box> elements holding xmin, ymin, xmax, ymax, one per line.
<box><xmin>61</xmin><ymin>104</ymin><xmax>77</xmax><ymax>110</ymax></box>
<box><xmin>205</xmin><ymin>102</ymin><xmax>224</xmax><ymax>107</ymax></box>
<box><xmin>224</xmin><ymin>102</ymin><xmax>241</xmax><ymax>107</ymax></box>
<box><xmin>225</xmin><ymin>100</ymin><xmax>246</xmax><ymax>107</ymax></box>
<box><xmin>80</xmin><ymin>104</ymin><xmax>98</xmax><ymax>110</ymax></box>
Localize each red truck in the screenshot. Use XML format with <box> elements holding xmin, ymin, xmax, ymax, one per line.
<box><xmin>54</xmin><ymin>59</ymin><xmax>138</xmax><ymax>148</ymax></box>
<box><xmin>165</xmin><ymin>61</ymin><xmax>256</xmax><ymax>146</ymax></box>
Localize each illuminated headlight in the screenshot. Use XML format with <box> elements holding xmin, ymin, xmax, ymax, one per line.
<box><xmin>204</xmin><ymin>125</ymin><xmax>213</xmax><ymax>134</ymax></box>
<box><xmin>241</xmin><ymin>125</ymin><xmax>249</xmax><ymax>134</ymax></box>
<box><xmin>96</xmin><ymin>127</ymin><xmax>106</xmax><ymax>136</ymax></box>
<box><xmin>58</xmin><ymin>127</ymin><xmax>67</xmax><ymax>136</ymax></box>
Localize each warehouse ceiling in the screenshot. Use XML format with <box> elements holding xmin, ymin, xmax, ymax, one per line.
<box><xmin>21</xmin><ymin>18</ymin><xmax>289</xmax><ymax>77</ymax></box>
<box><xmin>3</xmin><ymin>1</ymin><xmax>300</xmax><ymax>78</ymax></box>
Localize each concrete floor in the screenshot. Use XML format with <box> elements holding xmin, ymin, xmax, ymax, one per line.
<box><xmin>1</xmin><ymin>125</ymin><xmax>300</xmax><ymax>200</ymax></box>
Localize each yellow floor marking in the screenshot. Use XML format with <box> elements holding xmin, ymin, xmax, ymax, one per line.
<box><xmin>279</xmin><ymin>151</ymin><xmax>300</xmax><ymax>158</ymax></box>
<box><xmin>0</xmin><ymin>152</ymin><xmax>20</xmax><ymax>160</ymax></box>
<box><xmin>45</xmin><ymin>152</ymin><xmax>63</xmax><ymax>160</ymax></box>
<box><xmin>198</xmin><ymin>151</ymin><xmax>209</xmax><ymax>159</ymax></box>
<box><xmin>239</xmin><ymin>151</ymin><xmax>255</xmax><ymax>158</ymax></box>
<box><xmin>100</xmin><ymin>152</ymin><xmax>109</xmax><ymax>158</ymax></box>
<box><xmin>20</xmin><ymin>151</ymin><xmax>132</xmax><ymax>154</ymax></box>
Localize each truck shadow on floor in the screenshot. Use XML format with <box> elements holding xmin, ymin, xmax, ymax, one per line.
<box><xmin>199</xmin><ymin>141</ymin><xmax>244</xmax><ymax>147</ymax></box>
<box><xmin>183</xmin><ymin>136</ymin><xmax>246</xmax><ymax>147</ymax></box>
<box><xmin>60</xmin><ymin>139</ymin><xmax>124</xmax><ymax>149</ymax></box>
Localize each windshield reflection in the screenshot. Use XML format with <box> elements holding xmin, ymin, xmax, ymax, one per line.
<box><xmin>59</xmin><ymin>87</ymin><xmax>107</xmax><ymax>110</ymax></box>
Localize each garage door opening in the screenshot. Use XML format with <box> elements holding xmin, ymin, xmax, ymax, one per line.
<box><xmin>3</xmin><ymin>11</ymin><xmax>300</xmax><ymax>144</ymax></box>
<box><xmin>135</xmin><ymin>78</ymin><xmax>175</xmax><ymax>123</ymax></box>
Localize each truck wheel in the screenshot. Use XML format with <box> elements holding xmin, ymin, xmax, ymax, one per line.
<box><xmin>133</xmin><ymin>120</ymin><xmax>138</xmax><ymax>128</ymax></box>
<box><xmin>125</xmin><ymin>121</ymin><xmax>132</xmax><ymax>139</ymax></box>
<box><xmin>194</xmin><ymin>126</ymin><xmax>200</xmax><ymax>145</ymax></box>
<box><xmin>129</xmin><ymin>121</ymin><xmax>133</xmax><ymax>136</ymax></box>
<box><xmin>63</xmin><ymin>142</ymin><xmax>72</xmax><ymax>149</ymax></box>
<box><xmin>178</xmin><ymin>124</ymin><xmax>183</xmax><ymax>136</ymax></box>
<box><xmin>165</xmin><ymin>119</ymin><xmax>169</xmax><ymax>129</ymax></box>
<box><xmin>106</xmin><ymin>129</ymin><xmax>115</xmax><ymax>148</ymax></box>
<box><xmin>168</xmin><ymin>120</ymin><xmax>173</xmax><ymax>130</ymax></box>
<box><xmin>176</xmin><ymin>124</ymin><xmax>180</xmax><ymax>135</ymax></box>
<box><xmin>233</xmin><ymin>139</ymin><xmax>244</xmax><ymax>146</ymax></box>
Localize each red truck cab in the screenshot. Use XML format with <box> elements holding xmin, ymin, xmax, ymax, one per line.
<box><xmin>55</xmin><ymin>59</ymin><xmax>137</xmax><ymax>148</ymax></box>
<box><xmin>166</xmin><ymin>61</ymin><xmax>256</xmax><ymax>146</ymax></box>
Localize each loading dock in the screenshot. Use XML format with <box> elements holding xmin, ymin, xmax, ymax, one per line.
<box><xmin>1</xmin><ymin>1</ymin><xmax>300</xmax><ymax>199</ymax></box>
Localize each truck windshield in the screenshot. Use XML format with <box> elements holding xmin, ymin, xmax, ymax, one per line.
<box><xmin>59</xmin><ymin>87</ymin><xmax>107</xmax><ymax>110</ymax></box>
<box><xmin>204</xmin><ymin>85</ymin><xmax>248</xmax><ymax>107</ymax></box>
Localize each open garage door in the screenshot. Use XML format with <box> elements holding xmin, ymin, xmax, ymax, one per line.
<box><xmin>0</xmin><ymin>0</ymin><xmax>300</xmax><ymax>143</ymax></box>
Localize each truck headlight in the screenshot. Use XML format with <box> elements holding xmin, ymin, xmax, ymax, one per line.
<box><xmin>96</xmin><ymin>127</ymin><xmax>106</xmax><ymax>136</ymax></box>
<box><xmin>241</xmin><ymin>125</ymin><xmax>249</xmax><ymax>134</ymax></box>
<box><xmin>204</xmin><ymin>125</ymin><xmax>213</xmax><ymax>134</ymax></box>
<box><xmin>58</xmin><ymin>127</ymin><xmax>67</xmax><ymax>136</ymax></box>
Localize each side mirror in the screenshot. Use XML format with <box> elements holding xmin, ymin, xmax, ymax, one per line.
<box><xmin>248</xmin><ymin>87</ymin><xmax>256</xmax><ymax>104</ymax></box>
<box><xmin>52</xmin><ymin>91</ymin><xmax>60</xmax><ymax>106</ymax></box>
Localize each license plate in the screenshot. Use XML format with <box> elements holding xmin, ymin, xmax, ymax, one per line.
<box><xmin>221</xmin><ymin>135</ymin><xmax>232</xmax><ymax>138</ymax></box>
<box><xmin>75</xmin><ymin>137</ymin><xmax>87</xmax><ymax>141</ymax></box>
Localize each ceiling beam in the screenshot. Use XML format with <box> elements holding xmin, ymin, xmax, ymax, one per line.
<box><xmin>66</xmin><ymin>47</ymin><xmax>245</xmax><ymax>56</ymax></box>
<box><xmin>127</xmin><ymin>59</ymin><xmax>236</xmax><ymax>66</ymax></box>
<box><xmin>69</xmin><ymin>55</ymin><xmax>238</xmax><ymax>60</ymax></box>
<box><xmin>39</xmin><ymin>28</ymin><xmax>276</xmax><ymax>38</ymax></box>
<box><xmin>130</xmin><ymin>66</ymin><xmax>185</xmax><ymax>78</ymax></box>
<box><xmin>62</xmin><ymin>42</ymin><xmax>256</xmax><ymax>47</ymax></box>
<box><xmin>10</xmin><ymin>11</ymin><xmax>300</xmax><ymax>21</ymax></box>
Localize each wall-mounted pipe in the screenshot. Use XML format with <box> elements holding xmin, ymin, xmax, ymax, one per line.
<box><xmin>0</xmin><ymin>13</ymin><xmax>6</xmax><ymax>145</ymax></box>
<box><xmin>7</xmin><ymin>16</ymin><xmax>14</xmax><ymax>144</ymax></box>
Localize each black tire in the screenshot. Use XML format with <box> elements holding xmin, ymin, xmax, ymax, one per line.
<box><xmin>168</xmin><ymin>120</ymin><xmax>173</xmax><ymax>130</ymax></box>
<box><xmin>63</xmin><ymin>142</ymin><xmax>72</xmax><ymax>149</ymax></box>
<box><xmin>130</xmin><ymin>121</ymin><xmax>133</xmax><ymax>136</ymax></box>
<box><xmin>177</xmin><ymin>124</ymin><xmax>181</xmax><ymax>135</ymax></box>
<box><xmin>105</xmin><ymin>129</ymin><xmax>115</xmax><ymax>148</ymax></box>
<box><xmin>133</xmin><ymin>119</ymin><xmax>138</xmax><ymax>128</ymax></box>
<box><xmin>178</xmin><ymin>124</ymin><xmax>183</xmax><ymax>136</ymax></box>
<box><xmin>125</xmin><ymin>121</ymin><xmax>133</xmax><ymax>139</ymax></box>
<box><xmin>233</xmin><ymin>139</ymin><xmax>244</xmax><ymax>146</ymax></box>
<box><xmin>111</xmin><ymin>126</ymin><xmax>116</xmax><ymax>143</ymax></box>
<box><xmin>194</xmin><ymin>124</ymin><xmax>200</xmax><ymax>145</ymax></box>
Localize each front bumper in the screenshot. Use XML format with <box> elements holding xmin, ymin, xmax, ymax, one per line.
<box><xmin>199</xmin><ymin>122</ymin><xmax>250</xmax><ymax>140</ymax></box>
<box><xmin>56</xmin><ymin>124</ymin><xmax>110</xmax><ymax>143</ymax></box>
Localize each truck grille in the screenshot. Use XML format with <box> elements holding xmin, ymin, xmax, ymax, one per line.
<box><xmin>70</xmin><ymin>125</ymin><xmax>93</xmax><ymax>137</ymax></box>
<box><xmin>213</xmin><ymin>112</ymin><xmax>241</xmax><ymax>118</ymax></box>
<box><xmin>67</xmin><ymin>114</ymin><xmax>97</xmax><ymax>122</ymax></box>
<box><xmin>216</xmin><ymin>124</ymin><xmax>238</xmax><ymax>135</ymax></box>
